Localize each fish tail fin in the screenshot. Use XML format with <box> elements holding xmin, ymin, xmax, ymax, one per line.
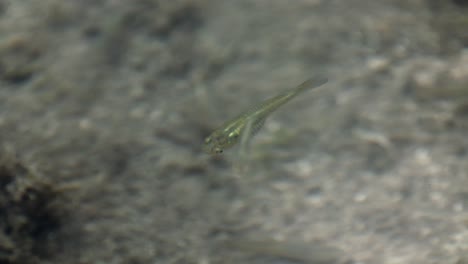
<box><xmin>294</xmin><ymin>76</ymin><xmax>328</xmax><ymax>94</ymax></box>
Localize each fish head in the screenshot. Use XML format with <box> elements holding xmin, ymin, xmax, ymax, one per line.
<box><xmin>203</xmin><ymin>131</ymin><xmax>226</xmax><ymax>154</ymax></box>
<box><xmin>203</xmin><ymin>130</ymin><xmax>239</xmax><ymax>154</ymax></box>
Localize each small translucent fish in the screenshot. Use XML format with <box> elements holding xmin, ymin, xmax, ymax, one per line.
<box><xmin>203</xmin><ymin>76</ymin><xmax>328</xmax><ymax>154</ymax></box>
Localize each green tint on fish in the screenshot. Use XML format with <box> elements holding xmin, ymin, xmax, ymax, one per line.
<box><xmin>203</xmin><ymin>76</ymin><xmax>328</xmax><ymax>154</ymax></box>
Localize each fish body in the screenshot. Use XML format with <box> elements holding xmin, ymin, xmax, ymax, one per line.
<box><xmin>203</xmin><ymin>76</ymin><xmax>328</xmax><ymax>154</ymax></box>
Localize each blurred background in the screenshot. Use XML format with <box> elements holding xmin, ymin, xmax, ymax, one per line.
<box><xmin>0</xmin><ymin>0</ymin><xmax>467</xmax><ymax>263</ymax></box>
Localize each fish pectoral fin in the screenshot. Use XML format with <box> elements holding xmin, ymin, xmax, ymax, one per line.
<box><xmin>238</xmin><ymin>118</ymin><xmax>256</xmax><ymax>160</ymax></box>
<box><xmin>240</xmin><ymin>118</ymin><xmax>256</xmax><ymax>146</ymax></box>
<box><xmin>250</xmin><ymin>117</ymin><xmax>266</xmax><ymax>136</ymax></box>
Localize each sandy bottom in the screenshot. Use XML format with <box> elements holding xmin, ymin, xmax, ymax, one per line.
<box><xmin>0</xmin><ymin>0</ymin><xmax>467</xmax><ymax>263</ymax></box>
